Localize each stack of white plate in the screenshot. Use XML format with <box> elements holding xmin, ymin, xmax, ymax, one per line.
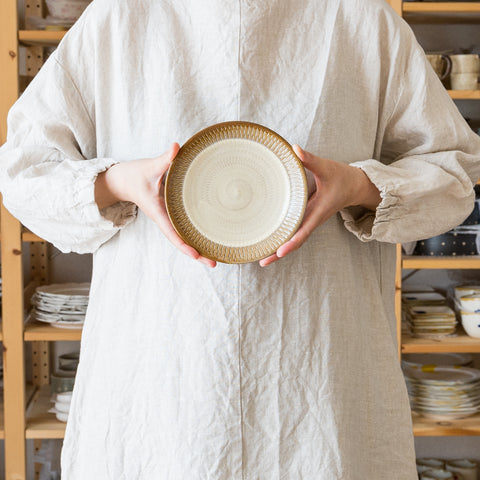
<box><xmin>402</xmin><ymin>353</ymin><xmax>473</xmax><ymax>369</ymax></box>
<box><xmin>48</xmin><ymin>391</ymin><xmax>72</xmax><ymax>422</ymax></box>
<box><xmin>31</xmin><ymin>283</ymin><xmax>90</xmax><ymax>329</ymax></box>
<box><xmin>402</xmin><ymin>291</ymin><xmax>447</xmax><ymax>307</ymax></box>
<box><xmin>404</xmin><ymin>305</ymin><xmax>457</xmax><ymax>338</ymax></box>
<box><xmin>404</xmin><ymin>365</ymin><xmax>480</xmax><ymax>421</ymax></box>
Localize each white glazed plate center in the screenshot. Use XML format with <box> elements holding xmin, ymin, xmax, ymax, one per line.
<box><xmin>183</xmin><ymin>139</ymin><xmax>290</xmax><ymax>247</ymax></box>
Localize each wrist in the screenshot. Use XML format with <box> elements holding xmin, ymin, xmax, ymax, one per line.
<box><xmin>95</xmin><ymin>163</ymin><xmax>126</xmax><ymax>210</ymax></box>
<box><xmin>349</xmin><ymin>166</ymin><xmax>381</xmax><ymax>211</ymax></box>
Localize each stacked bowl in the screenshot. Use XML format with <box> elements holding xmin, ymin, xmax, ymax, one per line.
<box><xmin>455</xmin><ymin>285</ymin><xmax>480</xmax><ymax>338</ymax></box>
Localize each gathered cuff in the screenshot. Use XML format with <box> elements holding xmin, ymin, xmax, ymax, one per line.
<box><xmin>73</xmin><ymin>157</ymin><xmax>138</xmax><ymax>229</ymax></box>
<box><xmin>339</xmin><ymin>160</ymin><xmax>400</xmax><ymax>243</ymax></box>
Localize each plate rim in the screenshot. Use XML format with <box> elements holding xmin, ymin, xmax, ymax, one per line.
<box><xmin>165</xmin><ymin>121</ymin><xmax>307</xmax><ymax>264</ymax></box>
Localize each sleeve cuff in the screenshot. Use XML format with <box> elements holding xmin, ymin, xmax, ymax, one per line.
<box><xmin>339</xmin><ymin>160</ymin><xmax>399</xmax><ymax>242</ymax></box>
<box><xmin>73</xmin><ymin>157</ymin><xmax>138</xmax><ymax>229</ymax></box>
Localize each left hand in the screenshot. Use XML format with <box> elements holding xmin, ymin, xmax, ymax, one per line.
<box><xmin>259</xmin><ymin>145</ymin><xmax>381</xmax><ymax>267</ymax></box>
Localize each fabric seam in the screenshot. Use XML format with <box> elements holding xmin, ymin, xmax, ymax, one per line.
<box><xmin>381</xmin><ymin>45</ymin><xmax>412</xmax><ymax>133</ymax></box>
<box><xmin>236</xmin><ymin>0</ymin><xmax>242</xmax><ymax>121</ymax></box>
<box><xmin>236</xmin><ymin>2</ymin><xmax>244</xmax><ymax>477</ymax></box>
<box><xmin>237</xmin><ymin>264</ymin><xmax>244</xmax><ymax>480</ymax></box>
<box><xmin>53</xmin><ymin>55</ymin><xmax>96</xmax><ymax>134</ymax></box>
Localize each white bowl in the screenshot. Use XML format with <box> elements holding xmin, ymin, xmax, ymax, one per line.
<box><xmin>460</xmin><ymin>312</ymin><xmax>480</xmax><ymax>338</ymax></box>
<box><xmin>45</xmin><ymin>0</ymin><xmax>91</xmax><ymax>21</ymax></box>
<box><xmin>445</xmin><ymin>459</ymin><xmax>478</xmax><ymax>480</ymax></box>
<box><xmin>454</xmin><ymin>285</ymin><xmax>480</xmax><ymax>301</ymax></box>
<box><xmin>55</xmin><ymin>401</ymin><xmax>70</xmax><ymax>414</ymax></box>
<box><xmin>417</xmin><ymin>459</ymin><xmax>445</xmax><ymax>470</ymax></box>
<box><xmin>460</xmin><ymin>294</ymin><xmax>480</xmax><ymax>312</ymax></box>
<box><xmin>421</xmin><ymin>469</ymin><xmax>453</xmax><ymax>480</ymax></box>
<box><xmin>55</xmin><ymin>411</ymin><xmax>69</xmax><ymax>422</ymax></box>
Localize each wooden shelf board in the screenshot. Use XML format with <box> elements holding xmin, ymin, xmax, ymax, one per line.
<box><xmin>403</xmin><ymin>256</ymin><xmax>480</xmax><ymax>269</ymax></box>
<box><xmin>413</xmin><ymin>411</ymin><xmax>480</xmax><ymax>436</ymax></box>
<box><xmin>24</xmin><ymin>320</ymin><xmax>82</xmax><ymax>342</ymax></box>
<box><xmin>0</xmin><ymin>392</ymin><xmax>5</xmax><ymax>440</ymax></box>
<box><xmin>22</xmin><ymin>229</ymin><xmax>44</xmax><ymax>242</ymax></box>
<box><xmin>449</xmin><ymin>90</ymin><xmax>480</xmax><ymax>100</ymax></box>
<box><xmin>403</xmin><ymin>2</ymin><xmax>480</xmax><ymax>13</ymax></box>
<box><xmin>403</xmin><ymin>2</ymin><xmax>480</xmax><ymax>22</ymax></box>
<box><xmin>26</xmin><ymin>385</ymin><xmax>66</xmax><ymax>439</ymax></box>
<box><xmin>18</xmin><ymin>30</ymin><xmax>66</xmax><ymax>47</ymax></box>
<box><xmin>402</xmin><ymin>331</ymin><xmax>480</xmax><ymax>353</ymax></box>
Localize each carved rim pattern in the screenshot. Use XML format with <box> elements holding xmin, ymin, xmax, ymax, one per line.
<box><xmin>165</xmin><ymin>121</ymin><xmax>307</xmax><ymax>264</ymax></box>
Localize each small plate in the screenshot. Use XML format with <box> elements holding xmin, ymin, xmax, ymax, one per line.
<box><xmin>165</xmin><ymin>122</ymin><xmax>307</xmax><ymax>264</ymax></box>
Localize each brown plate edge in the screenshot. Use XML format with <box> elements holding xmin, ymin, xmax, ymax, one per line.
<box><xmin>164</xmin><ymin>121</ymin><xmax>308</xmax><ymax>264</ymax></box>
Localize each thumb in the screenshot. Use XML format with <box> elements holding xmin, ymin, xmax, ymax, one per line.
<box><xmin>292</xmin><ymin>144</ymin><xmax>318</xmax><ymax>171</ymax></box>
<box><xmin>152</xmin><ymin>142</ymin><xmax>180</xmax><ymax>176</ymax></box>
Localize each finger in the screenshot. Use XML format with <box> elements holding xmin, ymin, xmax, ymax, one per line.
<box><xmin>151</xmin><ymin>196</ymin><xmax>217</xmax><ymax>267</ymax></box>
<box><xmin>293</xmin><ymin>144</ymin><xmax>322</xmax><ymax>191</ymax></box>
<box><xmin>197</xmin><ymin>256</ymin><xmax>217</xmax><ymax>268</ymax></box>
<box><xmin>153</xmin><ymin>142</ymin><xmax>180</xmax><ymax>177</ymax></box>
<box><xmin>293</xmin><ymin>144</ymin><xmax>315</xmax><ymax>168</ymax></box>
<box><xmin>259</xmin><ymin>253</ymin><xmax>280</xmax><ymax>267</ymax></box>
<box><xmin>276</xmin><ymin>199</ymin><xmax>331</xmax><ymax>258</ymax></box>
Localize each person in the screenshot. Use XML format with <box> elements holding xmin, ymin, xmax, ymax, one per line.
<box><xmin>1</xmin><ymin>0</ymin><xmax>480</xmax><ymax>478</ymax></box>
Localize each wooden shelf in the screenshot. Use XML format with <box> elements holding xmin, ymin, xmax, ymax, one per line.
<box><xmin>26</xmin><ymin>385</ymin><xmax>66</xmax><ymax>439</ymax></box>
<box><xmin>18</xmin><ymin>30</ymin><xmax>66</xmax><ymax>47</ymax></box>
<box><xmin>22</xmin><ymin>229</ymin><xmax>44</xmax><ymax>242</ymax></box>
<box><xmin>0</xmin><ymin>392</ymin><xmax>5</xmax><ymax>440</ymax></box>
<box><xmin>402</xmin><ymin>331</ymin><xmax>480</xmax><ymax>353</ymax></box>
<box><xmin>24</xmin><ymin>320</ymin><xmax>82</xmax><ymax>341</ymax></box>
<box><xmin>403</xmin><ymin>2</ymin><xmax>480</xmax><ymax>23</ymax></box>
<box><xmin>413</xmin><ymin>411</ymin><xmax>480</xmax><ymax>436</ymax></box>
<box><xmin>404</xmin><ymin>2</ymin><xmax>480</xmax><ymax>13</ymax></box>
<box><xmin>403</xmin><ymin>256</ymin><xmax>480</xmax><ymax>269</ymax></box>
<box><xmin>449</xmin><ymin>90</ymin><xmax>480</xmax><ymax>100</ymax></box>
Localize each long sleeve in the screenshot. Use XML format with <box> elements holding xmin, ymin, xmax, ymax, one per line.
<box><xmin>0</xmin><ymin>52</ymin><xmax>137</xmax><ymax>254</ymax></box>
<box><xmin>340</xmin><ymin>19</ymin><xmax>480</xmax><ymax>244</ymax></box>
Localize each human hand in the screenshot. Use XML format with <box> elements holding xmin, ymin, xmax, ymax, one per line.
<box><xmin>259</xmin><ymin>145</ymin><xmax>381</xmax><ymax>267</ymax></box>
<box><xmin>95</xmin><ymin>143</ymin><xmax>217</xmax><ymax>268</ymax></box>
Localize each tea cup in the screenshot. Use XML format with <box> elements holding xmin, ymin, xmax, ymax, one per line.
<box><xmin>426</xmin><ymin>54</ymin><xmax>452</xmax><ymax>80</ymax></box>
<box><xmin>449</xmin><ymin>54</ymin><xmax>480</xmax><ymax>74</ymax></box>
<box><xmin>450</xmin><ymin>73</ymin><xmax>479</xmax><ymax>91</ymax></box>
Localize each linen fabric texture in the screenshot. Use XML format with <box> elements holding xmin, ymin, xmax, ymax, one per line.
<box><xmin>1</xmin><ymin>0</ymin><xmax>480</xmax><ymax>478</ymax></box>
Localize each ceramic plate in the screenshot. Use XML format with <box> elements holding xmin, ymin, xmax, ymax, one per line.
<box><xmin>404</xmin><ymin>366</ymin><xmax>480</xmax><ymax>385</ymax></box>
<box><xmin>165</xmin><ymin>122</ymin><xmax>307</xmax><ymax>263</ymax></box>
<box><xmin>402</xmin><ymin>353</ymin><xmax>473</xmax><ymax>368</ymax></box>
<box><xmin>36</xmin><ymin>283</ymin><xmax>90</xmax><ymax>298</ymax></box>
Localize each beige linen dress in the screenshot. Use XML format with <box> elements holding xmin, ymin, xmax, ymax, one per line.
<box><xmin>1</xmin><ymin>0</ymin><xmax>480</xmax><ymax>478</ymax></box>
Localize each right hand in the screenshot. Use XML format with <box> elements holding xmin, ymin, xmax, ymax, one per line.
<box><xmin>95</xmin><ymin>143</ymin><xmax>217</xmax><ymax>268</ymax></box>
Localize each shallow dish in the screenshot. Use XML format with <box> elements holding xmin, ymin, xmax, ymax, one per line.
<box><xmin>165</xmin><ymin>121</ymin><xmax>307</xmax><ymax>263</ymax></box>
<box><xmin>402</xmin><ymin>353</ymin><xmax>473</xmax><ymax>368</ymax></box>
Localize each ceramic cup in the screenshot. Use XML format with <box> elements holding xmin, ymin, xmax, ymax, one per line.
<box><xmin>450</xmin><ymin>73</ymin><xmax>479</xmax><ymax>91</ymax></box>
<box><xmin>426</xmin><ymin>54</ymin><xmax>452</xmax><ymax>80</ymax></box>
<box><xmin>449</xmin><ymin>54</ymin><xmax>480</xmax><ymax>74</ymax></box>
<box><xmin>445</xmin><ymin>459</ymin><xmax>477</xmax><ymax>480</ymax></box>
<box><xmin>420</xmin><ymin>469</ymin><xmax>455</xmax><ymax>480</ymax></box>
